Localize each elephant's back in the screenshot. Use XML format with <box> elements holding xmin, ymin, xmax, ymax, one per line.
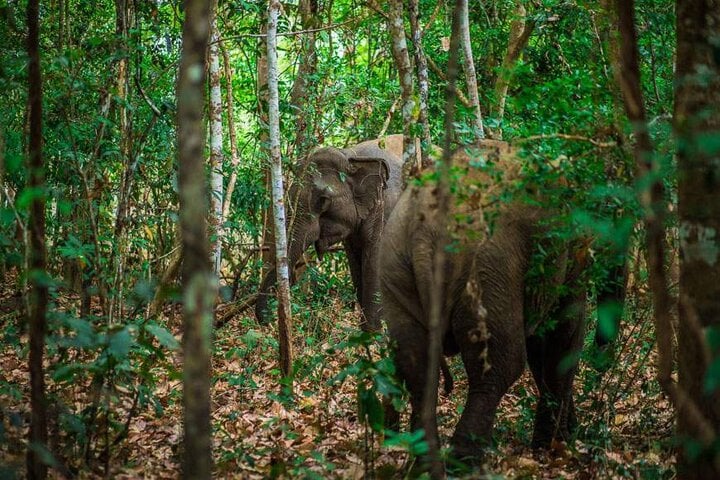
<box><xmin>349</xmin><ymin>136</ymin><xmax>405</xmax><ymax>176</ymax></box>
<box><xmin>352</xmin><ymin>135</ymin><xmax>411</xmax><ymax>169</ymax></box>
<box><xmin>379</xmin><ymin>139</ymin><xmax>526</xmax><ymax>294</ymax></box>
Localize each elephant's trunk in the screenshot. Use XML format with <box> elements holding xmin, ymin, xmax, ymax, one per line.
<box><xmin>255</xmin><ymin>214</ymin><xmax>318</xmax><ymax>324</ymax></box>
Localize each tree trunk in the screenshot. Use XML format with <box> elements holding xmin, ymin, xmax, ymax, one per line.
<box><xmin>26</xmin><ymin>0</ymin><xmax>48</xmax><ymax>478</ymax></box>
<box><xmin>177</xmin><ymin>0</ymin><xmax>214</xmax><ymax>477</ymax></box>
<box><xmin>490</xmin><ymin>1</ymin><xmax>535</xmax><ymax>140</ymax></box>
<box><xmin>267</xmin><ymin>0</ymin><xmax>294</xmax><ymax>381</ymax></box>
<box><xmin>288</xmin><ymin>0</ymin><xmax>319</xmax><ymax>156</ymax></box>
<box><xmin>407</xmin><ymin>0</ymin><xmax>432</xmax><ymax>168</ymax></box>
<box><xmin>387</xmin><ymin>0</ymin><xmax>418</xmax><ymax>178</ymax></box>
<box><xmin>422</xmin><ymin>1</ymin><xmax>464</xmax><ymax>477</ymax></box>
<box><xmin>257</xmin><ymin>18</ymin><xmax>275</xmax><ymax>298</ymax></box>
<box><xmin>209</xmin><ymin>2</ymin><xmax>224</xmax><ymax>275</ymax></box>
<box><xmin>110</xmin><ymin>0</ymin><xmax>132</xmax><ymax>323</ymax></box>
<box><xmin>459</xmin><ymin>0</ymin><xmax>485</xmax><ymax>141</ymax></box>
<box><xmin>76</xmin><ymin>58</ymin><xmax>115</xmax><ymax>320</ymax></box>
<box><xmin>56</xmin><ymin>0</ymin><xmax>65</xmax><ymax>50</ymax></box>
<box><xmin>220</xmin><ymin>41</ymin><xmax>240</xmax><ymax>221</ymax></box>
<box><xmin>674</xmin><ymin>1</ymin><xmax>720</xmax><ymax>477</ymax></box>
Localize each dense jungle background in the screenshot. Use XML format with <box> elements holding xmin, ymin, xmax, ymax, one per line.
<box><xmin>1</xmin><ymin>0</ymin><xmax>719</xmax><ymax>478</ymax></box>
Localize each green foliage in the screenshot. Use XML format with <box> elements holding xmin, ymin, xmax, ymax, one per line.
<box><xmin>330</xmin><ymin>332</ymin><xmax>403</xmax><ymax>416</ymax></box>
<box><xmin>704</xmin><ymin>325</ymin><xmax>720</xmax><ymax>394</ymax></box>
<box><xmin>0</xmin><ymin>0</ymin><xmax>686</xmax><ymax>476</ymax></box>
<box><xmin>144</xmin><ymin>322</ymin><xmax>180</xmax><ymax>350</ymax></box>
<box><xmin>383</xmin><ymin>429</ymin><xmax>429</xmax><ymax>457</ymax></box>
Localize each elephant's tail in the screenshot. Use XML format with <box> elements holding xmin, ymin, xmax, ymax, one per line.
<box><xmin>440</xmin><ymin>357</ymin><xmax>454</xmax><ymax>395</ymax></box>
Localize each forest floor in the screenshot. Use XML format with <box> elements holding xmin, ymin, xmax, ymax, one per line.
<box><xmin>0</xmin><ymin>276</ymin><xmax>676</xmax><ymax>479</ymax></box>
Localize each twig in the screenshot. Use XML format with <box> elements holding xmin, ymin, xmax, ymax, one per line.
<box><xmin>112</xmin><ymin>385</ymin><xmax>141</xmax><ymax>447</ymax></box>
<box><xmin>379</xmin><ymin>96</ymin><xmax>401</xmax><ymax>137</ymax></box>
<box><xmin>214</xmin><ymin>16</ymin><xmax>366</xmax><ymax>42</ymax></box>
<box><xmin>134</xmin><ymin>74</ymin><xmax>163</xmax><ymax>117</ymax></box>
<box><xmin>365</xmin><ymin>0</ymin><xmax>389</xmax><ymax>21</ymax></box>
<box><xmin>0</xmin><ymin>185</ymin><xmax>26</xmax><ymax>232</ymax></box>
<box><xmin>148</xmin><ymin>244</ymin><xmax>182</xmax><ymax>319</ymax></box>
<box><xmin>63</xmin><ymin>110</ymin><xmax>109</xmax><ymax>317</ymax></box>
<box><xmin>426</xmin><ymin>55</ymin><xmax>473</xmax><ymax>108</ymax></box>
<box><xmin>149</xmin><ymin>245</ymin><xmax>181</xmax><ymax>264</ymax></box>
<box><xmin>220</xmin><ymin>38</ymin><xmax>249</xmax><ymax>220</ymax></box>
<box><xmin>422</xmin><ymin>0</ymin><xmax>443</xmax><ymax>37</ymax></box>
<box><xmin>648</xmin><ymin>113</ymin><xmax>672</xmax><ymax>126</ymax></box>
<box><xmin>513</xmin><ymin>133</ymin><xmax>616</xmax><ymax>148</ymax></box>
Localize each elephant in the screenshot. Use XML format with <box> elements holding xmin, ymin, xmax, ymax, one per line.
<box><xmin>379</xmin><ymin>140</ymin><xmax>590</xmax><ymax>468</ymax></box>
<box><xmin>255</xmin><ymin>135</ymin><xmax>410</xmax><ymax>332</ymax></box>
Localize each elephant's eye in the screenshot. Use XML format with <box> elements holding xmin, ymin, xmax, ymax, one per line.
<box><xmin>339</xmin><ymin>172</ymin><xmax>347</xmax><ymax>183</ymax></box>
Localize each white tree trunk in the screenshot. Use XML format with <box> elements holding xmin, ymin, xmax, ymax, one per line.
<box><xmin>408</xmin><ymin>0</ymin><xmax>432</xmax><ymax>169</ymax></box>
<box><xmin>267</xmin><ymin>0</ymin><xmax>293</xmax><ymax>379</ymax></box>
<box><xmin>459</xmin><ymin>0</ymin><xmax>485</xmax><ymax>140</ymax></box>
<box><xmin>387</xmin><ymin>0</ymin><xmax>417</xmax><ymax>176</ymax></box>
<box><xmin>492</xmin><ymin>2</ymin><xmax>534</xmax><ymax>140</ymax></box>
<box><xmin>208</xmin><ymin>7</ymin><xmax>224</xmax><ymax>275</ymax></box>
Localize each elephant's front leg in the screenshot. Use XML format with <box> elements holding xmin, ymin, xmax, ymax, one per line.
<box><xmin>359</xmin><ymin>246</ymin><xmax>383</xmax><ymax>332</ymax></box>
<box><xmin>346</xmin><ymin>238</ymin><xmax>382</xmax><ymax>332</ymax></box>
<box><xmin>343</xmin><ymin>241</ymin><xmax>367</xmax><ymax>321</ymax></box>
<box><xmin>385</xmin><ymin>300</ymin><xmax>441</xmax><ymax>474</ymax></box>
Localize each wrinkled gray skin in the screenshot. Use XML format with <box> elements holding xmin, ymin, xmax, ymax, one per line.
<box><xmin>380</xmin><ymin>142</ymin><xmax>587</xmax><ymax>466</ymax></box>
<box><xmin>256</xmin><ymin>135</ymin><xmax>405</xmax><ymax>332</ymax></box>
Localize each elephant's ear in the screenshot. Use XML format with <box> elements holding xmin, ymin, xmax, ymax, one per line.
<box><xmin>347</xmin><ymin>156</ymin><xmax>390</xmax><ymax>218</ymax></box>
<box><xmin>348</xmin><ymin>156</ymin><xmax>390</xmax><ymax>189</ymax></box>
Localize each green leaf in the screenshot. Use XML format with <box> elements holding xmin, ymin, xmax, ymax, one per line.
<box><xmin>597</xmin><ymin>301</ymin><xmax>621</xmax><ymax>341</ymax></box>
<box><xmin>61</xmin><ymin>317</ymin><xmax>98</xmax><ymax>348</ymax></box>
<box><xmin>696</xmin><ymin>132</ymin><xmax>720</xmax><ymax>156</ymax></box>
<box><xmin>241</xmin><ymin>329</ymin><xmax>263</xmax><ymax>349</ymax></box>
<box><xmin>28</xmin><ymin>441</ymin><xmax>59</xmax><ymax>468</ymax></box>
<box><xmin>145</xmin><ymin>323</ymin><xmax>180</xmax><ymax>350</ymax></box>
<box><xmin>706</xmin><ymin>326</ymin><xmax>720</xmax><ymax>352</ymax></box>
<box><xmin>16</xmin><ymin>186</ymin><xmax>45</xmax><ymax>210</ymax></box>
<box><xmin>0</xmin><ymin>208</ymin><xmax>15</xmax><ymax>227</ymax></box>
<box><xmin>52</xmin><ymin>363</ymin><xmax>87</xmax><ymax>382</ymax></box>
<box><xmin>373</xmin><ymin>372</ymin><xmax>401</xmax><ymax>398</ymax></box>
<box><xmin>703</xmin><ymin>357</ymin><xmax>720</xmax><ymax>394</ymax></box>
<box><xmin>558</xmin><ymin>350</ymin><xmax>582</xmax><ymax>375</ymax></box>
<box><xmin>383</xmin><ymin>429</ymin><xmax>429</xmax><ymax>456</ymax></box>
<box><xmin>59</xmin><ymin>412</ymin><xmax>86</xmax><ymax>437</ymax></box>
<box><xmin>108</xmin><ymin>327</ymin><xmax>133</xmax><ymax>360</ymax></box>
<box><xmin>358</xmin><ymin>382</ymin><xmax>384</xmax><ymax>431</ymax></box>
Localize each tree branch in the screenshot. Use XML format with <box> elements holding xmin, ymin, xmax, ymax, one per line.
<box><xmin>214</xmin><ymin>15</ymin><xmax>366</xmax><ymax>42</ymax></box>
<box><xmin>514</xmin><ymin>133</ymin><xmax>616</xmax><ymax>148</ymax></box>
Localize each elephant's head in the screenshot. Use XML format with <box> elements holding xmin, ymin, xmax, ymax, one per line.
<box><xmin>255</xmin><ymin>146</ymin><xmax>390</xmax><ymax>324</ymax></box>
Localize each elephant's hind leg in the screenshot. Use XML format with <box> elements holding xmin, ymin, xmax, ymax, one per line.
<box><xmin>450</xmin><ymin>307</ymin><xmax>526</xmax><ymax>466</ymax></box>
<box><xmin>526</xmin><ymin>293</ymin><xmax>586</xmax><ymax>448</ymax></box>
